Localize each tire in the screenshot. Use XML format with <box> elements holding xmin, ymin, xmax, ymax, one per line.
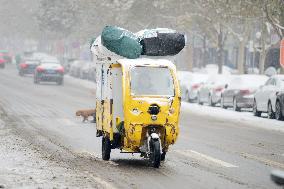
<box><xmin>161</xmin><ymin>151</ymin><xmax>166</xmax><ymax>161</ymax></box>
<box><xmin>221</xmin><ymin>96</ymin><xmax>227</xmax><ymax>109</ymax></box>
<box><xmin>197</xmin><ymin>93</ymin><xmax>203</xmax><ymax>105</ymax></box>
<box><xmin>102</xmin><ymin>136</ymin><xmax>111</xmax><ymax>160</ymax></box>
<box><xmin>268</xmin><ymin>102</ymin><xmax>275</xmax><ymax>119</ymax></box>
<box><xmin>34</xmin><ymin>77</ymin><xmax>40</xmax><ymax>84</ymax></box>
<box><xmin>185</xmin><ymin>90</ymin><xmax>190</xmax><ymax>102</ymax></box>
<box><xmin>253</xmin><ymin>99</ymin><xmax>261</xmax><ymax>117</ymax></box>
<box><xmin>57</xmin><ymin>78</ymin><xmax>64</xmax><ymax>85</ymax></box>
<box><xmin>275</xmin><ymin>100</ymin><xmax>284</xmax><ymax>121</ymax></box>
<box><xmin>150</xmin><ymin>139</ymin><xmax>161</xmax><ymax>168</ymax></box>
<box><xmin>233</xmin><ymin>98</ymin><xmax>241</xmax><ymax>112</ymax></box>
<box><xmin>19</xmin><ymin>71</ymin><xmax>24</xmax><ymax>77</ymax></box>
<box><xmin>209</xmin><ymin>94</ymin><xmax>215</xmax><ymax>107</ymax></box>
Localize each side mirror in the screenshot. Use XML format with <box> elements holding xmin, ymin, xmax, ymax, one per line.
<box><xmin>225</xmin><ymin>84</ymin><xmax>228</xmax><ymax>89</ymax></box>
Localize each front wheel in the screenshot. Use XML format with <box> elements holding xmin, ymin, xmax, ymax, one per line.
<box><xmin>197</xmin><ymin>93</ymin><xmax>203</xmax><ymax>105</ymax></box>
<box><xmin>275</xmin><ymin>101</ymin><xmax>284</xmax><ymax>121</ymax></box>
<box><xmin>102</xmin><ymin>136</ymin><xmax>111</xmax><ymax>160</ymax></box>
<box><xmin>233</xmin><ymin>98</ymin><xmax>241</xmax><ymax>112</ymax></box>
<box><xmin>253</xmin><ymin>99</ymin><xmax>261</xmax><ymax>117</ymax></box>
<box><xmin>209</xmin><ymin>94</ymin><xmax>215</xmax><ymax>107</ymax></box>
<box><xmin>150</xmin><ymin>139</ymin><xmax>161</xmax><ymax>168</ymax></box>
<box><xmin>268</xmin><ymin>102</ymin><xmax>275</xmax><ymax>119</ymax></box>
<box><xmin>221</xmin><ymin>96</ymin><xmax>227</xmax><ymax>109</ymax></box>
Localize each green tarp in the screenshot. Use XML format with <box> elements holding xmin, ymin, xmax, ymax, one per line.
<box><xmin>101</xmin><ymin>26</ymin><xmax>142</xmax><ymax>59</ymax></box>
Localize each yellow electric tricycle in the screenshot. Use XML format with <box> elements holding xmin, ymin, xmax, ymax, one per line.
<box><xmin>95</xmin><ymin>58</ymin><xmax>180</xmax><ymax>168</ymax></box>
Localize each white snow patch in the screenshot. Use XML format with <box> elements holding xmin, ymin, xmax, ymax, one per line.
<box><xmin>65</xmin><ymin>75</ymin><xmax>96</xmax><ymax>90</ymax></box>
<box><xmin>182</xmin><ymin>102</ymin><xmax>284</xmax><ymax>133</ymax></box>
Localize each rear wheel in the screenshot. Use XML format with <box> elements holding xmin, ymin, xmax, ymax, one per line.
<box><xmin>34</xmin><ymin>76</ymin><xmax>40</xmax><ymax>84</ymax></box>
<box><xmin>233</xmin><ymin>98</ymin><xmax>241</xmax><ymax>112</ymax></box>
<box><xmin>221</xmin><ymin>96</ymin><xmax>227</xmax><ymax>109</ymax></box>
<box><xmin>57</xmin><ymin>78</ymin><xmax>64</xmax><ymax>85</ymax></box>
<box><xmin>197</xmin><ymin>93</ymin><xmax>203</xmax><ymax>105</ymax></box>
<box><xmin>209</xmin><ymin>94</ymin><xmax>215</xmax><ymax>107</ymax></box>
<box><xmin>102</xmin><ymin>136</ymin><xmax>111</xmax><ymax>160</ymax></box>
<box><xmin>253</xmin><ymin>99</ymin><xmax>261</xmax><ymax>117</ymax></box>
<box><xmin>19</xmin><ymin>71</ymin><xmax>24</xmax><ymax>76</ymax></box>
<box><xmin>275</xmin><ymin>100</ymin><xmax>284</xmax><ymax>121</ymax></box>
<box><xmin>267</xmin><ymin>102</ymin><xmax>275</xmax><ymax>119</ymax></box>
<box><xmin>185</xmin><ymin>90</ymin><xmax>190</xmax><ymax>102</ymax></box>
<box><xmin>150</xmin><ymin>139</ymin><xmax>161</xmax><ymax>168</ymax></box>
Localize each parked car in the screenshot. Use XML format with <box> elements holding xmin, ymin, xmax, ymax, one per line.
<box><xmin>62</xmin><ymin>58</ymin><xmax>77</xmax><ymax>74</ymax></box>
<box><xmin>34</xmin><ymin>63</ymin><xmax>64</xmax><ymax>85</ymax></box>
<box><xmin>88</xmin><ymin>63</ymin><xmax>96</xmax><ymax>82</ymax></box>
<box><xmin>197</xmin><ymin>74</ymin><xmax>231</xmax><ymax>106</ymax></box>
<box><xmin>221</xmin><ymin>75</ymin><xmax>268</xmax><ymax>111</ymax></box>
<box><xmin>253</xmin><ymin>75</ymin><xmax>284</xmax><ymax>118</ymax></box>
<box><xmin>69</xmin><ymin>60</ymin><xmax>85</xmax><ymax>78</ymax></box>
<box><xmin>275</xmin><ymin>92</ymin><xmax>284</xmax><ymax>120</ymax></box>
<box><xmin>18</xmin><ymin>59</ymin><xmax>40</xmax><ymax>76</ymax></box>
<box><xmin>178</xmin><ymin>71</ymin><xmax>208</xmax><ymax>102</ymax></box>
<box><xmin>177</xmin><ymin>71</ymin><xmax>192</xmax><ymax>101</ymax></box>
<box><xmin>80</xmin><ymin>61</ymin><xmax>92</xmax><ymax>80</ymax></box>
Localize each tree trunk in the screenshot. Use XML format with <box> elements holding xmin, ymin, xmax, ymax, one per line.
<box><xmin>237</xmin><ymin>40</ymin><xmax>245</xmax><ymax>74</ymax></box>
<box><xmin>259</xmin><ymin>49</ymin><xmax>266</xmax><ymax>74</ymax></box>
<box><xmin>217</xmin><ymin>31</ymin><xmax>223</xmax><ymax>74</ymax></box>
<box><xmin>187</xmin><ymin>46</ymin><xmax>193</xmax><ymax>71</ymax></box>
<box><xmin>202</xmin><ymin>35</ymin><xmax>207</xmax><ymax>67</ymax></box>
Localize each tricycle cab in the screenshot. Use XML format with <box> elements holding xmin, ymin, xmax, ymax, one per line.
<box><xmin>95</xmin><ymin>58</ymin><xmax>181</xmax><ymax>166</ymax></box>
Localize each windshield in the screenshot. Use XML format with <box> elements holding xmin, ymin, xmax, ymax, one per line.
<box><xmin>130</xmin><ymin>66</ymin><xmax>174</xmax><ymax>96</ymax></box>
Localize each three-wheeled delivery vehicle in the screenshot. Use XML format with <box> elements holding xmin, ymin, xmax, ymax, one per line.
<box><xmin>92</xmin><ymin>26</ymin><xmax>183</xmax><ymax>168</ymax></box>
<box><xmin>94</xmin><ymin>57</ymin><xmax>181</xmax><ymax>168</ymax></box>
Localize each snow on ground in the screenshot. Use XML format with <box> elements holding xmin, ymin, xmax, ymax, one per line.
<box><xmin>0</xmin><ymin>117</ymin><xmax>99</xmax><ymax>188</ymax></box>
<box><xmin>65</xmin><ymin>75</ymin><xmax>96</xmax><ymax>90</ymax></box>
<box><xmin>182</xmin><ymin>102</ymin><xmax>284</xmax><ymax>133</ymax></box>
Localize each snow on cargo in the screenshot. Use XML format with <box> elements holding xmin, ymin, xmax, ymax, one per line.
<box><xmin>136</xmin><ymin>28</ymin><xmax>185</xmax><ymax>56</ymax></box>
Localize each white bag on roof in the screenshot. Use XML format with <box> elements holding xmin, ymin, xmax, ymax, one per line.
<box><xmin>91</xmin><ymin>36</ymin><xmax>123</xmax><ymax>63</ymax></box>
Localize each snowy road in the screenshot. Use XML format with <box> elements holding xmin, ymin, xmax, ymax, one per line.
<box><xmin>0</xmin><ymin>65</ymin><xmax>283</xmax><ymax>189</ymax></box>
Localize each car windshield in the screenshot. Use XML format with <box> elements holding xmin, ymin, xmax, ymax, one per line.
<box><xmin>130</xmin><ymin>66</ymin><xmax>174</xmax><ymax>96</ymax></box>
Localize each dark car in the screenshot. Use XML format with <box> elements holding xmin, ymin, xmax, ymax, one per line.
<box><xmin>18</xmin><ymin>59</ymin><xmax>40</xmax><ymax>76</ymax></box>
<box><xmin>275</xmin><ymin>92</ymin><xmax>284</xmax><ymax>121</ymax></box>
<box><xmin>34</xmin><ymin>63</ymin><xmax>64</xmax><ymax>85</ymax></box>
<box><xmin>221</xmin><ymin>75</ymin><xmax>268</xmax><ymax>111</ymax></box>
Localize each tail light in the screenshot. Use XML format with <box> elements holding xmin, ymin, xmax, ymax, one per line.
<box><xmin>57</xmin><ymin>67</ymin><xmax>64</xmax><ymax>74</ymax></box>
<box><xmin>36</xmin><ymin>66</ymin><xmax>44</xmax><ymax>72</ymax></box>
<box><xmin>240</xmin><ymin>89</ymin><xmax>250</xmax><ymax>95</ymax></box>
<box><xmin>20</xmin><ymin>63</ymin><xmax>28</xmax><ymax>69</ymax></box>
<box><xmin>214</xmin><ymin>87</ymin><xmax>223</xmax><ymax>92</ymax></box>
<box><xmin>192</xmin><ymin>84</ymin><xmax>200</xmax><ymax>89</ymax></box>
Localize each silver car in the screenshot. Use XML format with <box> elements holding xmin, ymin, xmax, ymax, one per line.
<box><xmin>197</xmin><ymin>74</ymin><xmax>230</xmax><ymax>106</ymax></box>
<box><xmin>221</xmin><ymin>75</ymin><xmax>268</xmax><ymax>111</ymax></box>
<box><xmin>253</xmin><ymin>75</ymin><xmax>284</xmax><ymax>118</ymax></box>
